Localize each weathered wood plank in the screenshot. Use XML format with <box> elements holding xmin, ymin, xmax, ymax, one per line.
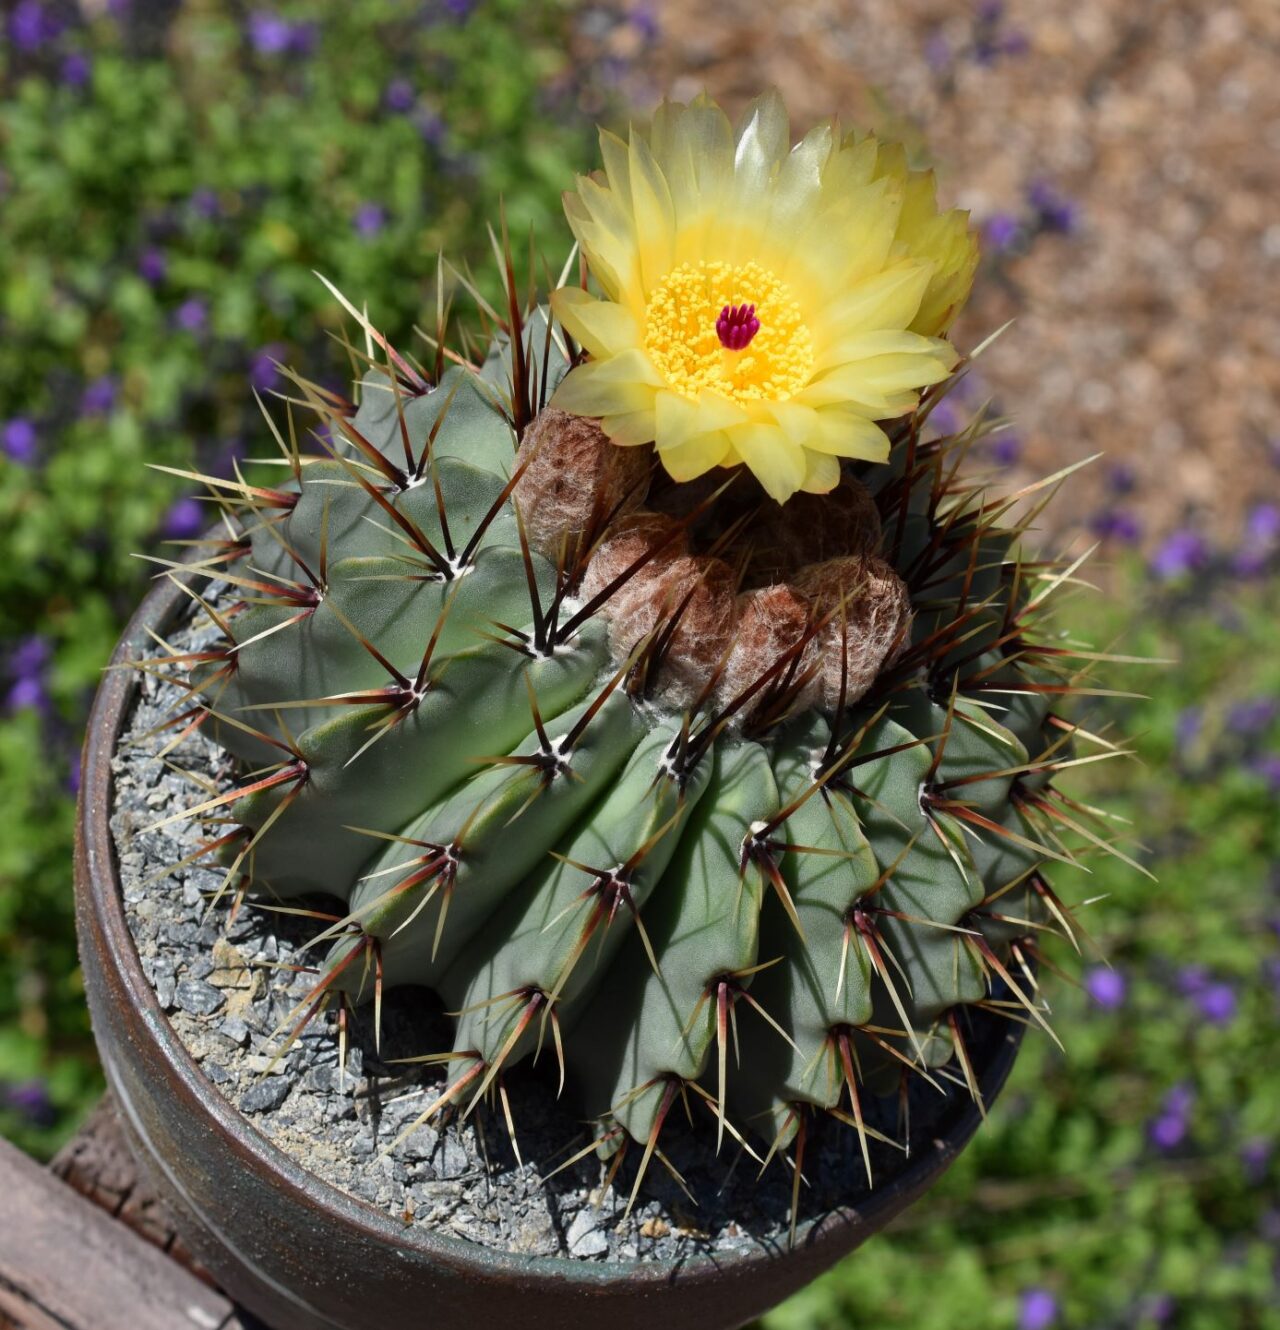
<box><xmin>49</xmin><ymin>1094</ymin><xmax>215</xmax><ymax>1281</ymax></box>
<box><xmin>0</xmin><ymin>1134</ymin><xmax>248</xmax><ymax>1330</ymax></box>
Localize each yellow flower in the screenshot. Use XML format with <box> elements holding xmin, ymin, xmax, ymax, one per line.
<box><xmin>549</xmin><ymin>92</ymin><xmax>977</xmax><ymax>505</ymax></box>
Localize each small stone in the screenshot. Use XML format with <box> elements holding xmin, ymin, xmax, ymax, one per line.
<box><xmin>156</xmin><ymin>975</ymin><xmax>176</xmax><ymax>1009</ymax></box>
<box><xmin>218</xmin><ymin>1016</ymin><xmax>250</xmax><ymax>1046</ymax></box>
<box><xmin>436</xmin><ymin>1136</ymin><xmax>469</xmax><ymax>1179</ymax></box>
<box><xmin>566</xmin><ymin>1208</ymin><xmax>609</xmax><ymax>1257</ymax></box>
<box><xmin>175</xmin><ymin>979</ymin><xmax>225</xmax><ymax>1016</ymax></box>
<box><xmin>639</xmin><ymin>1216</ymin><xmax>670</xmax><ymax>1240</ymax></box>
<box><xmin>241</xmin><ymin>1076</ymin><xmax>291</xmax><ymax>1114</ymax></box>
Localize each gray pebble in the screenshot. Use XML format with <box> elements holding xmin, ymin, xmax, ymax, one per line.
<box><xmin>436</xmin><ymin>1135</ymin><xmax>470</xmax><ymax>1179</ymax></box>
<box><xmin>218</xmin><ymin>1016</ymin><xmax>250</xmax><ymax>1046</ymax></box>
<box><xmin>565</xmin><ymin>1209</ymin><xmax>610</xmax><ymax>1257</ymax></box>
<box><xmin>241</xmin><ymin>1076</ymin><xmax>291</xmax><ymax>1114</ymax></box>
<box><xmin>175</xmin><ymin>978</ymin><xmax>225</xmax><ymax>1016</ymax></box>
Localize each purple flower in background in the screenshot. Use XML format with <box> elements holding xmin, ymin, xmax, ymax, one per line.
<box><xmin>989</xmin><ymin>432</ymin><xmax>1023</xmax><ymax>466</ymax></box>
<box><xmin>1144</xmin><ymin>1294</ymin><xmax>1176</xmax><ymax>1325</ymax></box>
<box><xmin>1027</xmin><ymin>179</ymin><xmax>1079</xmax><ymax>235</ymax></box>
<box><xmin>384</xmin><ymin>78</ymin><xmax>416</xmax><ymax>113</ymax></box>
<box><xmin>984</xmin><ymin>213</ymin><xmax>1022</xmax><ymax>253</ymax></box>
<box><xmin>1227</xmin><ymin>697</ymin><xmax>1278</xmax><ymax>735</ymax></box>
<box><xmin>1246</xmin><ymin>503</ymin><xmax>1280</xmax><ymax>542</ymax></box>
<box><xmin>1149</xmin><ymin>1082</ymin><xmax>1194</xmax><ymax>1152</ymax></box>
<box><xmin>175</xmin><ymin>298</ymin><xmax>208</xmax><ymax>333</ymax></box>
<box><xmin>190</xmin><ymin>187</ymin><xmax>220</xmax><ymax>220</ymax></box>
<box><xmin>353</xmin><ymin>203</ymin><xmax>386</xmax><ymax>238</ymax></box>
<box><xmin>416</xmin><ymin>109</ymin><xmax>446</xmax><ymax>148</ymax></box>
<box><xmin>10</xmin><ymin>636</ymin><xmax>50</xmax><ymax>681</ymax></box>
<box><xmin>1174</xmin><ymin>706</ymin><xmax>1202</xmax><ymax>752</ymax></box>
<box><xmin>81</xmin><ymin>376</ymin><xmax>117</xmax><ymax>416</ymax></box>
<box><xmin>247</xmin><ymin>12</ymin><xmax>292</xmax><ymax>54</ymax></box>
<box><xmin>1017</xmin><ymin>1288</ymin><xmax>1058</xmax><ymax>1330</ymax></box>
<box><xmin>924</xmin><ymin>31</ymin><xmax>952</xmax><ymax>72</ymax></box>
<box><xmin>929</xmin><ymin>400</ymin><xmax>961</xmax><ymax>436</ymax></box>
<box><xmin>3</xmin><ymin>417</ymin><xmax>37</xmax><ymax>464</ymax></box>
<box><xmin>249</xmin><ymin>343</ymin><xmax>286</xmax><ymax>393</ymax></box>
<box><xmin>6</xmin><ymin>676</ymin><xmax>48</xmax><ymax>713</ymax></box>
<box><xmin>60</xmin><ymin>53</ymin><xmax>93</xmax><ymax>88</ymax></box>
<box><xmin>1193</xmin><ymin>981</ymin><xmax>1237</xmax><ymax>1025</ymax></box>
<box><xmin>1108</xmin><ymin>462</ymin><xmax>1137</xmax><ymax>494</ymax></box>
<box><xmin>629</xmin><ymin>3</ymin><xmax>659</xmax><ymax>41</ymax></box>
<box><xmin>287</xmin><ymin>22</ymin><xmax>318</xmax><ymax>55</ymax></box>
<box><xmin>1083</xmin><ymin>965</ymin><xmax>1126</xmax><ymax>1010</ymax></box>
<box><xmin>1242</xmin><ymin>1138</ymin><xmax>1271</xmax><ymax>1184</ymax></box>
<box><xmin>1150</xmin><ymin>1114</ymin><xmax>1189</xmax><ymax>1152</ymax></box>
<box><xmin>1164</xmin><ymin>1083</ymin><xmax>1194</xmax><ymax>1117</ymax></box>
<box><xmin>1091</xmin><ymin>508</ymin><xmax>1142</xmax><ymax>544</ymax></box>
<box><xmin>10</xmin><ymin>0</ymin><xmax>53</xmax><ymax>50</ymax></box>
<box><xmin>163</xmin><ymin>496</ymin><xmax>205</xmax><ymax>539</ymax></box>
<box><xmin>1234</xmin><ymin>502</ymin><xmax>1280</xmax><ymax>576</ymax></box>
<box><xmin>3</xmin><ymin>1080</ymin><xmax>56</xmax><ymax>1128</ymax></box>
<box><xmin>441</xmin><ymin>0</ymin><xmax>476</xmax><ymax>17</ymax></box>
<box><xmin>1149</xmin><ymin>529</ymin><xmax>1208</xmax><ymax>581</ymax></box>
<box><xmin>1251</xmin><ymin>754</ymin><xmax>1280</xmax><ymax>792</ymax></box>
<box><xmin>139</xmin><ymin>247</ymin><xmax>167</xmax><ymax>284</ymax></box>
<box><xmin>1176</xmin><ymin>965</ymin><xmax>1211</xmax><ymax>997</ymax></box>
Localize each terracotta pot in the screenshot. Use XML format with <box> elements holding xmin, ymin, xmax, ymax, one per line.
<box><xmin>75</xmin><ymin>568</ymin><xmax>1026</xmax><ymax>1330</ymax></box>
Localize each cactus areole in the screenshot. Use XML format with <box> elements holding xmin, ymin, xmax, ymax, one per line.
<box><xmin>77</xmin><ymin>93</ymin><xmax>1125</xmax><ymax>1330</ymax></box>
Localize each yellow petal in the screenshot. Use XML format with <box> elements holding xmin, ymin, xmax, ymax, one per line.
<box><xmin>550</xmin><ymin>352</ymin><xmax>662</xmax><ymax>418</ymax></box>
<box><xmin>654</xmin><ymin>388</ymin><xmax>747</xmax><ymax>451</ymax></box>
<box><xmin>728</xmin><ymin>422</ymin><xmax>807</xmax><ymax>504</ymax></box>
<box><xmin>657</xmin><ymin>430</ymin><xmax>732</xmax><ymax>482</ymax></box>
<box><xmin>805</xmin><ymin>411</ymin><xmax>891</xmax><ymax>461</ymax></box>
<box><xmin>799</xmin><ymin>448</ymin><xmax>842</xmax><ymax>494</ymax></box>
<box><xmin>550</xmin><ymin>288</ymin><xmax>640</xmax><ymax>360</ymax></box>
<box><xmin>601</xmin><ymin>410</ymin><xmax>658</xmax><ymax>447</ymax></box>
<box><xmin>627</xmin><ymin>131</ymin><xmax>676</xmax><ymax>291</ymax></box>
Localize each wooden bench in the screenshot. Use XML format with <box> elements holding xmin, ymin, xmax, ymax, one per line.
<box><xmin>0</xmin><ymin>1095</ymin><xmax>253</xmax><ymax>1330</ymax></box>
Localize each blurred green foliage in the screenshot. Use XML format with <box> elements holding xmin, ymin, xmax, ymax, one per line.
<box><xmin>0</xmin><ymin>0</ymin><xmax>610</xmax><ymax>1156</ymax></box>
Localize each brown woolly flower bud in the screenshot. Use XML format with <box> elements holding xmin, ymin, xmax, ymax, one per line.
<box><xmin>744</xmin><ymin>477</ymin><xmax>883</xmax><ymax>587</ymax></box>
<box><xmin>792</xmin><ymin>556</ymin><xmax>913</xmax><ymax>710</ymax></box>
<box><xmin>715</xmin><ymin>583</ymin><xmax>820</xmax><ymax>719</ymax></box>
<box><xmin>513</xmin><ymin>408</ymin><xmax>652</xmax><ymax>560</ymax></box>
<box><xmin>582</xmin><ymin>514</ymin><xmax>736</xmax><ymax>708</ymax></box>
<box><xmin>578</xmin><ymin>511</ymin><xmax>688</xmax><ymax>605</ymax></box>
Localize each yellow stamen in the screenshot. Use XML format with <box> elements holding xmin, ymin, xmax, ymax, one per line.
<box><xmin>644</xmin><ymin>260</ymin><xmax>813</xmax><ymax>405</ymax></box>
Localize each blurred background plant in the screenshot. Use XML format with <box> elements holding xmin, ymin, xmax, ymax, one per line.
<box><xmin>0</xmin><ymin>0</ymin><xmax>630</xmax><ymax>1157</ymax></box>
<box><xmin>2</xmin><ymin>1</ymin><xmax>1277</xmax><ymax>1327</ymax></box>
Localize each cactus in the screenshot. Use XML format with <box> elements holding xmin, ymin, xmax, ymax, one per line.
<box><xmin>144</xmin><ymin>93</ymin><xmax>1128</xmax><ymax>1222</ymax></box>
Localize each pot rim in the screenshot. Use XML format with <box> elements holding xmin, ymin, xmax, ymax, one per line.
<box><xmin>76</xmin><ymin>561</ymin><xmax>1026</xmax><ymax>1294</ymax></box>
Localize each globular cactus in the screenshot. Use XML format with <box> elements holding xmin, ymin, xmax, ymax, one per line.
<box><xmin>148</xmin><ymin>93</ymin><xmax>1121</xmax><ymax>1216</ymax></box>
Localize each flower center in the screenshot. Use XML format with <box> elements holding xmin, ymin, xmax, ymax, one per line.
<box><xmin>716</xmin><ymin>303</ymin><xmax>759</xmax><ymax>351</ymax></box>
<box><xmin>644</xmin><ymin>260</ymin><xmax>813</xmax><ymax>405</ymax></box>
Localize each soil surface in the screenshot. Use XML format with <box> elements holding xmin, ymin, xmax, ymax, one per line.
<box><xmin>110</xmin><ymin>594</ymin><xmax>1011</xmax><ymax>1263</ymax></box>
<box><xmin>590</xmin><ymin>0</ymin><xmax>1280</xmax><ymax>552</ymax></box>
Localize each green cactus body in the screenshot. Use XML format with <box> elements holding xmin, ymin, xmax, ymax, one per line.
<box><xmin>156</xmin><ymin>272</ymin><xmax>1106</xmax><ymax>1210</ymax></box>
